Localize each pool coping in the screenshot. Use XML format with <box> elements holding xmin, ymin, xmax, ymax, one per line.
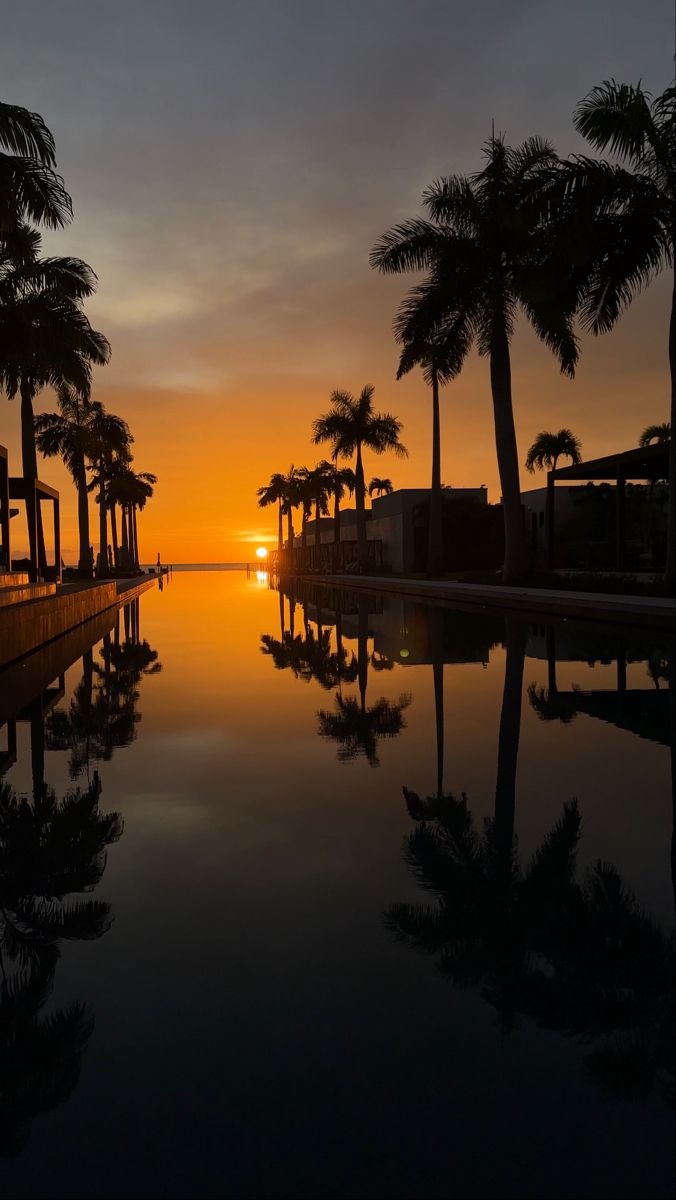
<box><xmin>294</xmin><ymin>573</ymin><xmax>676</xmax><ymax>631</ymax></box>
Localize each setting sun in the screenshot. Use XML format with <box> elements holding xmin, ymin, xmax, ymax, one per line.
<box><xmin>256</xmin><ymin>546</ymin><xmax>268</xmax><ymax>559</ymax></box>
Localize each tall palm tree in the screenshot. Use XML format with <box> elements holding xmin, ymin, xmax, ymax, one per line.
<box><xmin>396</xmin><ymin>332</ymin><xmax>470</xmax><ymax>574</ymax></box>
<box><xmin>639</xmin><ymin>422</ymin><xmax>671</xmax><ymax>447</ymax></box>
<box><xmin>0</xmin><ymin>101</ymin><xmax>72</xmax><ymax>237</ymax></box>
<box><xmin>295</xmin><ymin>467</ymin><xmax>315</xmax><ymax>549</ymax></box>
<box><xmin>324</xmin><ymin>463</ymin><xmax>355</xmax><ymax>544</ymax></box>
<box><xmin>0</xmin><ymin>246</ymin><xmax>110</xmax><ymax>571</ymax></box>
<box><xmin>368</xmin><ymin>477</ymin><xmax>393</xmax><ymax>498</ymax></box>
<box><xmin>34</xmin><ymin>386</ymin><xmax>98</xmax><ymax>574</ymax></box>
<box><xmin>561</xmin><ymin>81</ymin><xmax>676</xmax><ymax>588</ymax></box>
<box><xmin>370</xmin><ymin>136</ymin><xmax>577</xmax><ymax>583</ymax></box>
<box><xmin>86</xmin><ymin>408</ymin><xmax>131</xmax><ymax>578</ymax></box>
<box><xmin>525</xmin><ymin>428</ymin><xmax>582</xmax><ymax>474</ymax></box>
<box><xmin>0</xmin><ymin>245</ymin><xmax>110</xmax><ymax>483</ymax></box>
<box><xmin>307</xmin><ymin>461</ymin><xmax>333</xmax><ymax>546</ymax></box>
<box><xmin>312</xmin><ymin>386</ymin><xmax>407</xmax><ymax>570</ymax></box>
<box><xmin>279</xmin><ymin>465</ymin><xmax>301</xmax><ymax>553</ymax></box>
<box><xmin>257</xmin><ymin>472</ymin><xmax>287</xmax><ymax>552</ymax></box>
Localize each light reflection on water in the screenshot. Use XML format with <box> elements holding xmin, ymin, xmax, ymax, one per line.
<box><xmin>0</xmin><ymin>569</ymin><xmax>673</xmax><ymax>1199</ymax></box>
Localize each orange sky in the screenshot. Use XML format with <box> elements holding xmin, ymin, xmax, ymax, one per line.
<box><xmin>1</xmin><ymin>1</ymin><xmax>673</xmax><ymax>563</ymax></box>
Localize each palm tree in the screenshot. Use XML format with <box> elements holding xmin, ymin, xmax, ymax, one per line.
<box><xmin>370</xmin><ymin>136</ymin><xmax>578</xmax><ymax>583</ymax></box>
<box><xmin>257</xmin><ymin>472</ymin><xmax>287</xmax><ymax>552</ymax></box>
<box><xmin>122</xmin><ymin>469</ymin><xmax>156</xmax><ymax>571</ymax></box>
<box><xmin>395</xmin><ymin>332</ymin><xmax>469</xmax><ymax>575</ymax></box>
<box><xmin>0</xmin><ymin>101</ymin><xmax>72</xmax><ymax>238</ymax></box>
<box><xmin>295</xmin><ymin>467</ymin><xmax>315</xmax><ymax>549</ymax></box>
<box><xmin>639</xmin><ymin>423</ymin><xmax>671</xmax><ymax>447</ymax></box>
<box><xmin>279</xmin><ymin>465</ymin><xmax>301</xmax><ymax>553</ymax></box>
<box><xmin>86</xmin><ymin>408</ymin><xmax>131</xmax><ymax>578</ymax></box>
<box><xmin>305</xmin><ymin>462</ymin><xmax>333</xmax><ymax>547</ymax></box>
<box><xmin>312</xmin><ymin>386</ymin><xmax>407</xmax><ymax>570</ymax></box>
<box><xmin>525</xmin><ymin>428</ymin><xmax>582</xmax><ymax>474</ymax></box>
<box><xmin>562</xmin><ymin>81</ymin><xmax>676</xmax><ymax>587</ymax></box>
<box><xmin>368</xmin><ymin>477</ymin><xmax>393</xmax><ymax>498</ymax></box>
<box><xmin>34</xmin><ymin>386</ymin><xmax>97</xmax><ymax>574</ymax></box>
<box><xmin>0</xmin><ymin>246</ymin><xmax>110</xmax><ymax>571</ymax></box>
<box><xmin>324</xmin><ymin>463</ymin><xmax>355</xmax><ymax>545</ymax></box>
<box><xmin>317</xmin><ymin>595</ymin><xmax>410</xmax><ymax>765</ymax></box>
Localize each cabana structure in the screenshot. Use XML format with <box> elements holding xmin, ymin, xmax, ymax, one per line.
<box><xmin>547</xmin><ymin>441</ymin><xmax>670</xmax><ymax>570</ymax></box>
<box><xmin>9</xmin><ymin>474</ymin><xmax>61</xmax><ymax>582</ymax></box>
<box><xmin>0</xmin><ymin>445</ymin><xmax>9</xmax><ymax>571</ymax></box>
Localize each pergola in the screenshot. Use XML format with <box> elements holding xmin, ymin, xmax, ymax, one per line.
<box><xmin>547</xmin><ymin>441</ymin><xmax>670</xmax><ymax>570</ymax></box>
<box><xmin>9</xmin><ymin>475</ymin><xmax>61</xmax><ymax>582</ymax></box>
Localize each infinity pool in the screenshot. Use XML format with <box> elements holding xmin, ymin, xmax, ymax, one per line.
<box><xmin>0</xmin><ymin>569</ymin><xmax>673</xmax><ymax>1199</ymax></box>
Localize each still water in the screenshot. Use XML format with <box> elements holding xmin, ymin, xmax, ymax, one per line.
<box><xmin>0</xmin><ymin>570</ymin><xmax>674</xmax><ymax>1199</ymax></box>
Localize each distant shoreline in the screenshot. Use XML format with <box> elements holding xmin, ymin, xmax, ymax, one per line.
<box><xmin>140</xmin><ymin>562</ymin><xmax>257</xmax><ymax>571</ymax></box>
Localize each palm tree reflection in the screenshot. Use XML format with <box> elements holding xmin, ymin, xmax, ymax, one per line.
<box><xmin>0</xmin><ymin>772</ymin><xmax>121</xmax><ymax>1153</ymax></box>
<box><xmin>387</xmin><ymin>625</ymin><xmax>676</xmax><ymax>1105</ymax></box>
<box><xmin>317</xmin><ymin>596</ymin><xmax>410</xmax><ymax>766</ymax></box>
<box><xmin>45</xmin><ymin>602</ymin><xmax>161</xmax><ymax>778</ymax></box>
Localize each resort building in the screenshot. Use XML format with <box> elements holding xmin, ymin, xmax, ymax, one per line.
<box><xmin>298</xmin><ymin>486</ymin><xmax>488</xmax><ymax>573</ymax></box>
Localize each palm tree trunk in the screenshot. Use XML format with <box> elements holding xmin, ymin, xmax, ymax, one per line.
<box><xmin>19</xmin><ymin>378</ymin><xmax>46</xmax><ymax>577</ymax></box>
<box><xmin>121</xmin><ymin>504</ymin><xmax>130</xmax><ymax>570</ymax></box>
<box><xmin>355</xmin><ymin>442</ymin><xmax>367</xmax><ymax>570</ymax></box>
<box><xmin>76</xmin><ymin>456</ymin><xmax>91</xmax><ymax>575</ymax></box>
<box><xmin>315</xmin><ymin>498</ymin><xmax>322</xmax><ymax>546</ymax></box>
<box><xmin>110</xmin><ymin>502</ymin><xmax>119</xmax><ymax>569</ymax></box>
<box><xmin>301</xmin><ymin>508</ymin><xmax>308</xmax><ymax>548</ymax></box>
<box><xmin>494</xmin><ymin>615</ymin><xmax>526</xmax><ymax>853</ymax></box>
<box><xmin>490</xmin><ymin>323</ymin><xmax>529</xmax><ymax>584</ymax></box>
<box><xmin>666</xmin><ymin>272</ymin><xmax>676</xmax><ymax>592</ymax></box>
<box><xmin>97</xmin><ymin>468</ymin><xmax>109</xmax><ymax>578</ymax></box>
<box><xmin>357</xmin><ymin>593</ymin><xmax>369</xmax><ymax>710</ymax></box>
<box><xmin>430</xmin><ymin>607</ymin><xmax>444</xmax><ymax>798</ymax></box>
<box><xmin>132</xmin><ymin>506</ymin><xmax>139</xmax><ymax>569</ymax></box>
<box><xmin>333</xmin><ymin>492</ymin><xmax>341</xmax><ymax>543</ymax></box>
<box><xmin>428</xmin><ymin>363</ymin><xmax>444</xmax><ymax>576</ymax></box>
<box><xmin>286</xmin><ymin>509</ymin><xmax>294</xmax><ymax>550</ymax></box>
<box><xmin>277</xmin><ymin>499</ymin><xmax>283</xmax><ymax>552</ymax></box>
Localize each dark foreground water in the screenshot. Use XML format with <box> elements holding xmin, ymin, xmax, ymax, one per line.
<box><xmin>0</xmin><ymin>570</ymin><xmax>674</xmax><ymax>1199</ymax></box>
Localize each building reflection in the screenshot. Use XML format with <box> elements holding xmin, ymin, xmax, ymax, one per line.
<box><xmin>0</xmin><ymin>595</ymin><xmax>161</xmax><ymax>1153</ymax></box>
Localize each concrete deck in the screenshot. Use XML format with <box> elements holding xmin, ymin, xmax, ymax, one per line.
<box><xmin>305</xmin><ymin>573</ymin><xmax>676</xmax><ymax>631</ymax></box>
<box><xmin>0</xmin><ymin>575</ymin><xmax>157</xmax><ymax>671</ymax></box>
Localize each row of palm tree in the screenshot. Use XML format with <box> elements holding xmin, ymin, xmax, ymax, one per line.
<box><xmin>0</xmin><ymin>99</ymin><xmax>155</xmax><ymax>578</ymax></box>
<box><xmin>35</xmin><ymin>385</ymin><xmax>156</xmax><ymax>577</ymax></box>
<box><xmin>258</xmin><ymin>385</ymin><xmax>407</xmax><ymax>569</ymax></box>
<box><xmin>368</xmin><ymin>79</ymin><xmax>676</xmax><ymax>588</ymax></box>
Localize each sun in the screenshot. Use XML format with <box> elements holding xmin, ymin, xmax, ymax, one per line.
<box><xmin>255</xmin><ymin>546</ymin><xmax>268</xmax><ymax>559</ymax></box>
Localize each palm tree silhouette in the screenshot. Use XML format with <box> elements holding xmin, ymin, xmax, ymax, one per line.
<box><xmin>525</xmin><ymin>428</ymin><xmax>582</xmax><ymax>474</ymax></box>
<box><xmin>0</xmin><ymin>242</ymin><xmax>110</xmax><ymax>571</ymax></box>
<box><xmin>35</xmin><ymin>386</ymin><xmax>98</xmax><ymax>574</ymax></box>
<box><xmin>0</xmin><ymin>101</ymin><xmax>71</xmax><ymax>234</ymax></box>
<box><xmin>368</xmin><ymin>477</ymin><xmax>393</xmax><ymax>498</ymax></box>
<box><xmin>86</xmin><ymin>409</ymin><xmax>131</xmax><ymax>577</ymax></box>
<box><xmin>313</xmin><ymin>386</ymin><xmax>407</xmax><ymax>570</ymax></box>
<box><xmin>395</xmin><ymin>334</ymin><xmax>468</xmax><ymax>575</ymax></box>
<box><xmin>322</xmin><ymin>463</ymin><xmax>355</xmax><ymax>545</ymax></box>
<box><xmin>257</xmin><ymin>472</ymin><xmax>287</xmax><ymax>553</ymax></box>
<box><xmin>639</xmin><ymin>423</ymin><xmax>671</xmax><ymax>448</ymax></box>
<box><xmin>371</xmin><ymin>135</ymin><xmax>577</xmax><ymax>583</ymax></box>
<box><xmin>559</xmin><ymin>81</ymin><xmax>676</xmax><ymax>587</ymax></box>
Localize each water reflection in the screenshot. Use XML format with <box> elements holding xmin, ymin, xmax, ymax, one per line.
<box><xmin>0</xmin><ymin>596</ymin><xmax>161</xmax><ymax>1154</ymax></box>
<box><xmin>385</xmin><ymin>608</ymin><xmax>676</xmax><ymax>1108</ymax></box>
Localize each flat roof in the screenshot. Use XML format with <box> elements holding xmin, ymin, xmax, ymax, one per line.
<box><xmin>552</xmin><ymin>441</ymin><xmax>669</xmax><ymax>481</ymax></box>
